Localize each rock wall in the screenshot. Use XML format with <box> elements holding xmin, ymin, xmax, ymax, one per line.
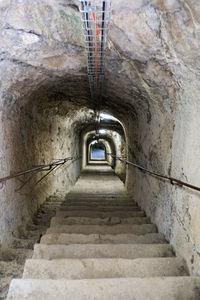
<box><xmin>125</xmin><ymin>73</ymin><xmax>200</xmax><ymax>276</ymax></box>
<box><xmin>123</xmin><ymin>1</ymin><xmax>200</xmax><ymax>275</ymax></box>
<box><xmin>0</xmin><ymin>0</ymin><xmax>92</xmax><ymax>249</ymax></box>
<box><xmin>0</xmin><ymin>100</ymin><xmax>93</xmax><ymax>248</ymax></box>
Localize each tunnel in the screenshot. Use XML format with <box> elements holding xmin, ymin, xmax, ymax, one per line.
<box><xmin>90</xmin><ymin>142</ymin><xmax>106</xmax><ymax>160</ymax></box>
<box><xmin>1</xmin><ymin>0</ymin><xmax>200</xmax><ymax>299</ymax></box>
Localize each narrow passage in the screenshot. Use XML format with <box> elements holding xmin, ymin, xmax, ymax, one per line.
<box><xmin>7</xmin><ymin>164</ymin><xmax>199</xmax><ymax>300</ymax></box>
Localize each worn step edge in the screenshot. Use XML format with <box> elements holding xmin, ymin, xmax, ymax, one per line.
<box><xmin>32</xmin><ymin>243</ymin><xmax>174</xmax><ymax>259</ymax></box>
<box><xmin>61</xmin><ymin>202</ymin><xmax>137</xmax><ymax>207</ymax></box>
<box><xmin>50</xmin><ymin>216</ymin><xmax>151</xmax><ymax>226</ymax></box>
<box><xmin>59</xmin><ymin>206</ymin><xmax>140</xmax><ymax>211</ymax></box>
<box><xmin>63</xmin><ymin>199</ymin><xmax>136</xmax><ymax>203</ymax></box>
<box><xmin>40</xmin><ymin>233</ymin><xmax>167</xmax><ymax>245</ymax></box>
<box><xmin>66</xmin><ymin>195</ymin><xmax>133</xmax><ymax>198</ymax></box>
<box><xmin>46</xmin><ymin>224</ymin><xmax>157</xmax><ymax>235</ymax></box>
<box><xmin>7</xmin><ymin>277</ymin><xmax>200</xmax><ymax>300</ymax></box>
<box><xmin>56</xmin><ymin>211</ymin><xmax>146</xmax><ymax>218</ymax></box>
<box><xmin>23</xmin><ymin>257</ymin><xmax>188</xmax><ymax>279</ymax></box>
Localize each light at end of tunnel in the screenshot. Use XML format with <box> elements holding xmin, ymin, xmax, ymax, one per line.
<box><xmin>91</xmin><ymin>140</ymin><xmax>97</xmax><ymax>145</ymax></box>
<box><xmin>99</xmin><ymin>129</ymin><xmax>106</xmax><ymax>134</ymax></box>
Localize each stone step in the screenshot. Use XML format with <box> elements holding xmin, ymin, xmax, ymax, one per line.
<box><xmin>36</xmin><ymin>211</ymin><xmax>55</xmax><ymax>216</ymax></box>
<box><xmin>45</xmin><ymin>200</ymin><xmax>64</xmax><ymax>204</ymax></box>
<box><xmin>42</xmin><ymin>205</ymin><xmax>61</xmax><ymax>210</ymax></box>
<box><xmin>56</xmin><ymin>210</ymin><xmax>145</xmax><ymax>218</ymax></box>
<box><xmin>42</xmin><ymin>203</ymin><xmax>62</xmax><ymax>207</ymax></box>
<box><xmin>46</xmin><ymin>224</ymin><xmax>157</xmax><ymax>235</ymax></box>
<box><xmin>35</xmin><ymin>215</ymin><xmax>54</xmax><ymax>221</ymax></box>
<box><xmin>42</xmin><ymin>204</ymin><xmax>62</xmax><ymax>208</ymax></box>
<box><xmin>66</xmin><ymin>193</ymin><xmax>132</xmax><ymax>198</ymax></box>
<box><xmin>67</xmin><ymin>195</ymin><xmax>132</xmax><ymax>198</ymax></box>
<box><xmin>63</xmin><ymin>201</ymin><xmax>137</xmax><ymax>206</ymax></box>
<box><xmin>66</xmin><ymin>199</ymin><xmax>134</xmax><ymax>203</ymax></box>
<box><xmin>35</xmin><ymin>214</ymin><xmax>54</xmax><ymax>219</ymax></box>
<box><xmin>32</xmin><ymin>244</ymin><xmax>174</xmax><ymax>259</ymax></box>
<box><xmin>40</xmin><ymin>232</ymin><xmax>167</xmax><ymax>245</ymax></box>
<box><xmin>66</xmin><ymin>197</ymin><xmax>131</xmax><ymax>200</ymax></box>
<box><xmin>50</xmin><ymin>216</ymin><xmax>151</xmax><ymax>226</ymax></box>
<box><xmin>7</xmin><ymin>277</ymin><xmax>200</xmax><ymax>300</ymax></box>
<box><xmin>23</xmin><ymin>257</ymin><xmax>187</xmax><ymax>279</ymax></box>
<box><xmin>59</xmin><ymin>205</ymin><xmax>140</xmax><ymax>211</ymax></box>
<box><xmin>46</xmin><ymin>199</ymin><xmax>64</xmax><ymax>203</ymax></box>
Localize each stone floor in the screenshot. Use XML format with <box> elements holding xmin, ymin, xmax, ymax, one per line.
<box><xmin>4</xmin><ymin>165</ymin><xmax>200</xmax><ymax>299</ymax></box>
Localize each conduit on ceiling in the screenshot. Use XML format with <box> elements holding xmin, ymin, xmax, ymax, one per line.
<box><xmin>79</xmin><ymin>0</ymin><xmax>112</xmax><ymax>137</ymax></box>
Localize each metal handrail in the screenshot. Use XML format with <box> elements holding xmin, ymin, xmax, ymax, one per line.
<box><xmin>0</xmin><ymin>156</ymin><xmax>81</xmax><ymax>191</ymax></box>
<box><xmin>108</xmin><ymin>153</ymin><xmax>200</xmax><ymax>192</ymax></box>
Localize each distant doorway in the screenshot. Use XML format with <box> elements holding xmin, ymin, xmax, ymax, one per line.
<box><xmin>90</xmin><ymin>143</ymin><xmax>106</xmax><ymax>160</ymax></box>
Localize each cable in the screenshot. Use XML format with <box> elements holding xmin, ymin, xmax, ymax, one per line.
<box><xmin>79</xmin><ymin>0</ymin><xmax>111</xmax><ymax>135</ymax></box>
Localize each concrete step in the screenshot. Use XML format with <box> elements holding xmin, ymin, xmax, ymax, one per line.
<box><xmin>23</xmin><ymin>257</ymin><xmax>187</xmax><ymax>279</ymax></box>
<box><xmin>59</xmin><ymin>205</ymin><xmax>140</xmax><ymax>211</ymax></box>
<box><xmin>7</xmin><ymin>277</ymin><xmax>200</xmax><ymax>300</ymax></box>
<box><xmin>50</xmin><ymin>216</ymin><xmax>151</xmax><ymax>226</ymax></box>
<box><xmin>40</xmin><ymin>232</ymin><xmax>167</xmax><ymax>245</ymax></box>
<box><xmin>32</xmin><ymin>244</ymin><xmax>174</xmax><ymax>259</ymax></box>
<box><xmin>56</xmin><ymin>210</ymin><xmax>145</xmax><ymax>218</ymax></box>
<box><xmin>46</xmin><ymin>224</ymin><xmax>157</xmax><ymax>235</ymax></box>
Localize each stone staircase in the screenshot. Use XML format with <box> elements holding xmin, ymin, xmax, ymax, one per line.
<box><xmin>0</xmin><ymin>194</ymin><xmax>66</xmax><ymax>300</ymax></box>
<box><xmin>6</xmin><ymin>166</ymin><xmax>200</xmax><ymax>299</ymax></box>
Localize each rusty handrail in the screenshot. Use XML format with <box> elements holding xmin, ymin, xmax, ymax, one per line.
<box><xmin>0</xmin><ymin>156</ymin><xmax>81</xmax><ymax>191</ymax></box>
<box><xmin>108</xmin><ymin>154</ymin><xmax>200</xmax><ymax>192</ymax></box>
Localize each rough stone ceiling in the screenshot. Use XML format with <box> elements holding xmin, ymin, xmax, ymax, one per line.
<box><xmin>0</xmin><ymin>0</ymin><xmax>199</xmax><ymax>125</ymax></box>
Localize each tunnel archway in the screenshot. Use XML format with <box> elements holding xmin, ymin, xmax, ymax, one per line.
<box><xmin>90</xmin><ymin>141</ymin><xmax>106</xmax><ymax>161</ymax></box>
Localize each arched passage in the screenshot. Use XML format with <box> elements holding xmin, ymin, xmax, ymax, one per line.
<box><xmin>90</xmin><ymin>141</ymin><xmax>106</xmax><ymax>160</ymax></box>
